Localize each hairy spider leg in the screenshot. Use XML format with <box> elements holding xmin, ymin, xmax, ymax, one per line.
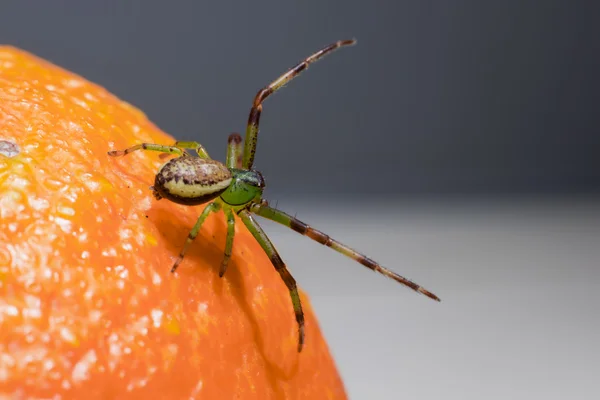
<box><xmin>251</xmin><ymin>203</ymin><xmax>441</xmax><ymax>302</ymax></box>
<box><xmin>220</xmin><ymin>207</ymin><xmax>236</xmax><ymax>277</ymax></box>
<box><xmin>242</xmin><ymin>39</ymin><xmax>356</xmax><ymax>170</ymax></box>
<box><xmin>226</xmin><ymin>133</ymin><xmax>243</xmax><ymax>169</ymax></box>
<box><xmin>239</xmin><ymin>210</ymin><xmax>305</xmax><ymax>352</ymax></box>
<box><xmin>110</xmin><ymin>141</ymin><xmax>210</xmax><ymax>159</ymax></box>
<box><xmin>171</xmin><ymin>202</ymin><xmax>221</xmax><ymax>273</ymax></box>
<box><xmin>108</xmin><ymin>143</ymin><xmax>185</xmax><ymax>157</ymax></box>
<box><xmin>171</xmin><ymin>141</ymin><xmax>211</xmax><ymax>159</ymax></box>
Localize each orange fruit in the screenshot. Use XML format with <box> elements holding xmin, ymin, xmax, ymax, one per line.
<box><xmin>0</xmin><ymin>47</ymin><xmax>346</xmax><ymax>399</ymax></box>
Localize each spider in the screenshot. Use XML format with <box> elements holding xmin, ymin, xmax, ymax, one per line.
<box><xmin>108</xmin><ymin>39</ymin><xmax>440</xmax><ymax>352</ymax></box>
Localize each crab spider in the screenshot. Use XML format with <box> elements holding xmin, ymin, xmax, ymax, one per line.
<box><xmin>108</xmin><ymin>39</ymin><xmax>440</xmax><ymax>352</ymax></box>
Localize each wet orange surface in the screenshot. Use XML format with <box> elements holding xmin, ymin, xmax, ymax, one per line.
<box><xmin>0</xmin><ymin>46</ymin><xmax>346</xmax><ymax>399</ymax></box>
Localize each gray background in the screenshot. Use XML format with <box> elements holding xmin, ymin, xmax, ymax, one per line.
<box><xmin>1</xmin><ymin>1</ymin><xmax>599</xmax><ymax>399</ymax></box>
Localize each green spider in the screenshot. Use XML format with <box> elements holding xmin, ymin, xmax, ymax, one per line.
<box><xmin>108</xmin><ymin>39</ymin><xmax>440</xmax><ymax>352</ymax></box>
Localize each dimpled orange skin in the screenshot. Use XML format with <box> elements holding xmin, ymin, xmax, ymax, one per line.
<box><xmin>0</xmin><ymin>47</ymin><xmax>347</xmax><ymax>399</ymax></box>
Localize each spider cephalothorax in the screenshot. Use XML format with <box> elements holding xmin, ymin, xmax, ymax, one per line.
<box><xmin>109</xmin><ymin>39</ymin><xmax>440</xmax><ymax>352</ymax></box>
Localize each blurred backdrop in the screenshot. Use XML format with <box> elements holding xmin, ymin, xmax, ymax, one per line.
<box><xmin>1</xmin><ymin>1</ymin><xmax>598</xmax><ymax>399</ymax></box>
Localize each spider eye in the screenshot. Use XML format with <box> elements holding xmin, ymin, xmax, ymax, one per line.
<box><xmin>252</xmin><ymin>170</ymin><xmax>266</xmax><ymax>188</ymax></box>
<box><xmin>236</xmin><ymin>170</ymin><xmax>265</xmax><ymax>188</ymax></box>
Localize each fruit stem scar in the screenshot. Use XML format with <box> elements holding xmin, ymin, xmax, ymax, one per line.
<box><xmin>0</xmin><ymin>139</ymin><xmax>19</xmax><ymax>158</ymax></box>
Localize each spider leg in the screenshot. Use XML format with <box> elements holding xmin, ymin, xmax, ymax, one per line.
<box><xmin>226</xmin><ymin>133</ymin><xmax>243</xmax><ymax>169</ymax></box>
<box><xmin>170</xmin><ymin>141</ymin><xmax>211</xmax><ymax>159</ymax></box>
<box><xmin>242</xmin><ymin>39</ymin><xmax>356</xmax><ymax>170</ymax></box>
<box><xmin>251</xmin><ymin>203</ymin><xmax>441</xmax><ymax>302</ymax></box>
<box><xmin>171</xmin><ymin>202</ymin><xmax>220</xmax><ymax>273</ymax></box>
<box><xmin>239</xmin><ymin>209</ymin><xmax>305</xmax><ymax>352</ymax></box>
<box><xmin>219</xmin><ymin>207</ymin><xmax>236</xmax><ymax>277</ymax></box>
<box><xmin>108</xmin><ymin>143</ymin><xmax>184</xmax><ymax>157</ymax></box>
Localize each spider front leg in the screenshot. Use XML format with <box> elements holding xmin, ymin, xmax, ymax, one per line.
<box><xmin>242</xmin><ymin>39</ymin><xmax>356</xmax><ymax>169</ymax></box>
<box><xmin>251</xmin><ymin>203</ymin><xmax>441</xmax><ymax>302</ymax></box>
<box><xmin>239</xmin><ymin>210</ymin><xmax>305</xmax><ymax>352</ymax></box>
<box><xmin>171</xmin><ymin>202</ymin><xmax>220</xmax><ymax>273</ymax></box>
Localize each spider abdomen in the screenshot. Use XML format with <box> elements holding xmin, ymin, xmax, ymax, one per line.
<box><xmin>153</xmin><ymin>157</ymin><xmax>232</xmax><ymax>206</ymax></box>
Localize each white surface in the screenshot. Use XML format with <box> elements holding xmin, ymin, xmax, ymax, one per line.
<box><xmin>259</xmin><ymin>196</ymin><xmax>600</xmax><ymax>399</ymax></box>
